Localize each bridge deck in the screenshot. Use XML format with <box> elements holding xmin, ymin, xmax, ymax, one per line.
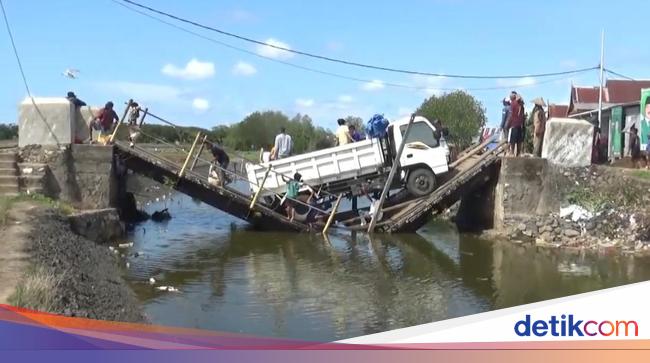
<box><xmin>114</xmin><ymin>142</ymin><xmax>311</xmax><ymax>232</ymax></box>
<box><xmin>114</xmin><ymin>136</ymin><xmax>505</xmax><ymax>234</ymax></box>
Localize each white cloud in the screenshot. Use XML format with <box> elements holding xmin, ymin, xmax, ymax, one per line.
<box><xmin>96</xmin><ymin>81</ymin><xmax>184</xmax><ymax>104</ymax></box>
<box><xmin>496</xmin><ymin>77</ymin><xmax>537</xmax><ymax>88</ymax></box>
<box><xmin>361</xmin><ymin>80</ymin><xmax>385</xmax><ymax>91</ymax></box>
<box><xmin>232</xmin><ymin>61</ymin><xmax>257</xmax><ymax>76</ymax></box>
<box><xmin>295</xmin><ymin>98</ymin><xmax>315</xmax><ymax>107</ymax></box>
<box><xmin>192</xmin><ymin>98</ymin><xmax>210</xmax><ymax>111</ymax></box>
<box><xmin>326</xmin><ymin>41</ymin><xmax>343</xmax><ymax>52</ymax></box>
<box><xmin>162</xmin><ymin>58</ymin><xmax>215</xmax><ymax>80</ymax></box>
<box><xmin>256</xmin><ymin>38</ymin><xmax>294</xmax><ymax>59</ymax></box>
<box><xmin>338</xmin><ymin>94</ymin><xmax>353</xmax><ymax>103</ymax></box>
<box><xmin>227</xmin><ymin>9</ymin><xmax>256</xmax><ymax>22</ymax></box>
<box><xmin>412</xmin><ymin>75</ymin><xmax>447</xmax><ymax>96</ymax></box>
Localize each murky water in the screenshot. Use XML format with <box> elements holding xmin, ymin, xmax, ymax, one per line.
<box><xmin>122</xmin><ymin>193</ymin><xmax>650</xmax><ymax>341</ymax></box>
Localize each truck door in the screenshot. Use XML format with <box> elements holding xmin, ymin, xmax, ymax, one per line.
<box><xmin>395</xmin><ymin>120</ymin><xmax>449</xmax><ymax>176</ymax></box>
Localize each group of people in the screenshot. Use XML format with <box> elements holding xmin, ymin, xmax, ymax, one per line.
<box><xmin>335</xmin><ymin>118</ymin><xmax>364</xmax><ymax>145</ymax></box>
<box><xmin>66</xmin><ymin>91</ymin><xmax>141</xmax><ymax>147</ymax></box>
<box><xmin>500</xmin><ymin>91</ymin><xmax>547</xmax><ymax>157</ymax></box>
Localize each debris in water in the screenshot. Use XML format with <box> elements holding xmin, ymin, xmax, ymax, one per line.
<box><xmin>149</xmin><ymin>277</ymin><xmax>156</xmax><ymax>285</ymax></box>
<box><xmin>118</xmin><ymin>242</ymin><xmax>134</xmax><ymax>248</ymax></box>
<box><xmin>151</xmin><ymin>208</ymin><xmax>171</xmax><ymax>222</ymax></box>
<box><xmin>156</xmin><ymin>286</ymin><xmax>180</xmax><ymax>292</ymax></box>
<box><xmin>126</xmin><ymin>262</ymin><xmax>130</xmax><ymax>269</ymax></box>
<box><xmin>108</xmin><ymin>246</ymin><xmax>115</xmax><ymax>252</ymax></box>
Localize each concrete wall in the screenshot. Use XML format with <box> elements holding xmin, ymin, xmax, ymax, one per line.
<box><xmin>19</xmin><ymin>145</ymin><xmax>123</xmax><ymax>209</ymax></box>
<box><xmin>541</xmin><ymin>118</ymin><xmax>593</xmax><ymax>167</ymax></box>
<box><xmin>493</xmin><ymin>157</ymin><xmax>563</xmax><ymax>230</ymax></box>
<box><xmin>19</xmin><ymin>98</ymin><xmax>74</xmax><ymax>147</ymax></box>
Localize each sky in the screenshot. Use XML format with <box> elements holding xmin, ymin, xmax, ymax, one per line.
<box><xmin>1</xmin><ymin>0</ymin><xmax>649</xmax><ymax>131</ymax></box>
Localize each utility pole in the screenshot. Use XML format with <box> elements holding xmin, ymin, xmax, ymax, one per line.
<box><xmin>597</xmin><ymin>30</ymin><xmax>607</xmax><ymax>160</ymax></box>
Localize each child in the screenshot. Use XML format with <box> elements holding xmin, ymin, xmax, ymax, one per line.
<box><xmin>127</xmin><ymin>101</ymin><xmax>141</xmax><ymax>148</ymax></box>
<box><xmin>282</xmin><ymin>173</ymin><xmax>302</xmax><ymax>221</ymax></box>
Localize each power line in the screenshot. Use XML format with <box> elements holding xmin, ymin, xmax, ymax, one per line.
<box><xmin>113</xmin><ymin>0</ymin><xmax>591</xmax><ymax>93</ymax></box>
<box><xmin>118</xmin><ymin>0</ymin><xmax>597</xmax><ymax>80</ymax></box>
<box><xmin>605</xmin><ymin>68</ymin><xmax>636</xmax><ymax>81</ymax></box>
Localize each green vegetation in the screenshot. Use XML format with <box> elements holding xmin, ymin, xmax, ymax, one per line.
<box><xmin>8</xmin><ymin>266</ymin><xmax>63</xmax><ymax>312</ymax></box>
<box><xmin>632</xmin><ymin>170</ymin><xmax>650</xmax><ymax>180</ymax></box>
<box><xmin>0</xmin><ymin>123</ymin><xmax>18</xmax><ymax>140</ymax></box>
<box><xmin>0</xmin><ymin>194</ymin><xmax>74</xmax><ymax>226</ymax></box>
<box><xmin>416</xmin><ymin>90</ymin><xmax>487</xmax><ymax>149</ymax></box>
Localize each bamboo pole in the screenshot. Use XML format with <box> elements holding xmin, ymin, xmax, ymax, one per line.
<box><xmin>249</xmin><ymin>167</ymin><xmax>271</xmax><ymax>210</ymax></box>
<box><xmin>322</xmin><ymin>194</ymin><xmax>343</xmax><ymax>235</ymax></box>
<box><xmin>367</xmin><ymin>113</ymin><xmax>416</xmax><ymax>233</ymax></box>
<box><xmin>190</xmin><ymin>135</ymin><xmax>208</xmax><ymax>171</ymax></box>
<box><xmin>178</xmin><ymin>132</ymin><xmax>202</xmax><ymax>178</ymax></box>
<box><xmin>109</xmin><ymin>100</ymin><xmax>132</xmax><ymax>144</ymax></box>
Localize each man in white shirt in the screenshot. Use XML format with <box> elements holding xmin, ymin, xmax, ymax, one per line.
<box><xmin>336</xmin><ymin>118</ymin><xmax>352</xmax><ymax>146</ymax></box>
<box><xmin>273</xmin><ymin>127</ymin><xmax>293</xmax><ymax>159</ymax></box>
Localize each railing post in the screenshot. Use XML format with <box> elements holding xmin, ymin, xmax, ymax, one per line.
<box><xmin>178</xmin><ymin>132</ymin><xmax>202</xmax><ymax>178</ymax></box>
<box><xmin>190</xmin><ymin>134</ymin><xmax>208</xmax><ymax>171</ymax></box>
<box><xmin>322</xmin><ymin>194</ymin><xmax>343</xmax><ymax>235</ymax></box>
<box><xmin>138</xmin><ymin>107</ymin><xmax>149</xmax><ymax>127</ymax></box>
<box><xmin>249</xmin><ymin>166</ymin><xmax>271</xmax><ymax>210</ymax></box>
<box><xmin>109</xmin><ymin>99</ymin><xmax>132</xmax><ymax>144</ymax></box>
<box><xmin>367</xmin><ymin>113</ymin><xmax>416</xmax><ymax>233</ymax></box>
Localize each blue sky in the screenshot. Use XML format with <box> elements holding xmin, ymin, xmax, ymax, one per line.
<box><xmin>1</xmin><ymin>0</ymin><xmax>648</xmax><ymax>130</ymax></box>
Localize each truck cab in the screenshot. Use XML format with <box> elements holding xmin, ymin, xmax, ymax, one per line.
<box><xmin>388</xmin><ymin>115</ymin><xmax>450</xmax><ymax>196</ymax></box>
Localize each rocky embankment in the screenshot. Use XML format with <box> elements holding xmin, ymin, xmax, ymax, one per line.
<box><xmin>7</xmin><ymin>202</ymin><xmax>144</xmax><ymax>322</ymax></box>
<box><xmin>496</xmin><ymin>165</ymin><xmax>650</xmax><ymax>255</ymax></box>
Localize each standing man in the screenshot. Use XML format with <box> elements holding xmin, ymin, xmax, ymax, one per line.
<box><xmin>349</xmin><ymin>124</ymin><xmax>363</xmax><ymax>142</ymax></box>
<box><xmin>531</xmin><ymin>97</ymin><xmax>547</xmax><ymax>157</ymax></box>
<box><xmin>273</xmin><ymin>127</ymin><xmax>293</xmax><ymax>159</ymax></box>
<box><xmin>66</xmin><ymin>91</ymin><xmax>86</xmax><ymax>108</ymax></box>
<box><xmin>506</xmin><ymin>92</ymin><xmax>523</xmax><ymax>156</ymax></box>
<box><xmin>336</xmin><ymin>118</ymin><xmax>352</xmax><ymax>146</ymax></box>
<box><xmin>500</xmin><ymin>97</ymin><xmax>511</xmax><ymax>142</ymax></box>
<box><xmin>90</xmin><ymin>101</ymin><xmax>119</xmax><ymax>144</ymax></box>
<box><xmin>205</xmin><ymin>140</ymin><xmax>230</xmax><ymax>186</ymax></box>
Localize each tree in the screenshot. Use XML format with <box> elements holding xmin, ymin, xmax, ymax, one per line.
<box><xmin>415</xmin><ymin>91</ymin><xmax>487</xmax><ymax>149</ymax></box>
<box><xmin>0</xmin><ymin>124</ymin><xmax>18</xmax><ymax>140</ymax></box>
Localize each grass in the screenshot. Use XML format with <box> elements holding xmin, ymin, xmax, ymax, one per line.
<box><xmin>632</xmin><ymin>170</ymin><xmax>650</xmax><ymax>180</ymax></box>
<box><xmin>7</xmin><ymin>266</ymin><xmax>63</xmax><ymax>312</ymax></box>
<box><xmin>0</xmin><ymin>193</ymin><xmax>75</xmax><ymax>226</ymax></box>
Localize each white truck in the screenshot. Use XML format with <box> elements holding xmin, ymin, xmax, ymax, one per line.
<box><xmin>245</xmin><ymin>115</ymin><xmax>450</xmax><ymax>198</ymax></box>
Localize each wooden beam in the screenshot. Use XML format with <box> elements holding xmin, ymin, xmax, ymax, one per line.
<box><xmin>190</xmin><ymin>134</ymin><xmax>208</xmax><ymax>171</ymax></box>
<box><xmin>108</xmin><ymin>100</ymin><xmax>132</xmax><ymax>144</ymax></box>
<box><xmin>178</xmin><ymin>132</ymin><xmax>202</xmax><ymax>178</ymax></box>
<box><xmin>249</xmin><ymin>166</ymin><xmax>271</xmax><ymax>210</ymax></box>
<box><xmin>322</xmin><ymin>194</ymin><xmax>343</xmax><ymax>235</ymax></box>
<box><xmin>138</xmin><ymin>107</ymin><xmax>149</xmax><ymax>127</ymax></box>
<box><xmin>368</xmin><ymin>113</ymin><xmax>416</xmax><ymax>233</ymax></box>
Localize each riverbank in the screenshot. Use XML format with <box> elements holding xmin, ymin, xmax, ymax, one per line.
<box><xmin>0</xmin><ymin>195</ymin><xmax>144</xmax><ymax>322</ymax></box>
<box><xmin>483</xmin><ymin>164</ymin><xmax>650</xmax><ymax>256</ymax></box>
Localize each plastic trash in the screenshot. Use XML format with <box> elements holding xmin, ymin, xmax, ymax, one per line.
<box><xmin>155</xmin><ymin>286</ymin><xmax>180</xmax><ymax>292</ymax></box>
<box><xmin>149</xmin><ymin>277</ymin><xmax>156</xmax><ymax>285</ymax></box>
<box><xmin>118</xmin><ymin>242</ymin><xmax>134</xmax><ymax>248</ymax></box>
<box><xmin>559</xmin><ymin>205</ymin><xmax>593</xmax><ymax>222</ymax></box>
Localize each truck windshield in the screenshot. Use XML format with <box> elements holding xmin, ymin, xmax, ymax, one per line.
<box><xmin>399</xmin><ymin>121</ymin><xmax>439</xmax><ymax>148</ymax></box>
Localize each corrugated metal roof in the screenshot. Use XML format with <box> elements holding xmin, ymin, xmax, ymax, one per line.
<box><xmin>605</xmin><ymin>80</ymin><xmax>650</xmax><ymax>103</ymax></box>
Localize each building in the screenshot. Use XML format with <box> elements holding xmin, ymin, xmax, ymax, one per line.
<box><xmin>566</xmin><ymin>80</ymin><xmax>650</xmax><ymax>159</ymax></box>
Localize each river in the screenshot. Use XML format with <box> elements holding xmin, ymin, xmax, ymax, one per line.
<box><xmin>122</xmin><ymin>193</ymin><xmax>650</xmax><ymax>341</ymax></box>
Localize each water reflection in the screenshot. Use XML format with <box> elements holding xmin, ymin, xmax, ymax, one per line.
<box><xmin>123</xmin><ymin>193</ymin><xmax>650</xmax><ymax>341</ymax></box>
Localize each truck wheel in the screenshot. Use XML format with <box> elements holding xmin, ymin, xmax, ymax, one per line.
<box><xmin>407</xmin><ymin>168</ymin><xmax>436</xmax><ymax>197</ymax></box>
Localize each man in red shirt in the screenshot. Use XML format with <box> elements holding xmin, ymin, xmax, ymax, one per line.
<box><xmin>90</xmin><ymin>101</ymin><xmax>119</xmax><ymax>143</ymax></box>
<box><xmin>506</xmin><ymin>92</ymin><xmax>524</xmax><ymax>156</ymax></box>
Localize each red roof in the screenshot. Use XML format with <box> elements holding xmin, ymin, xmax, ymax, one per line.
<box><xmin>605</xmin><ymin>80</ymin><xmax>650</xmax><ymax>103</ymax></box>
<box><xmin>572</xmin><ymin>86</ymin><xmax>603</xmax><ymax>104</ymax></box>
<box><xmin>548</xmin><ymin>104</ymin><xmax>569</xmax><ymax>118</ymax></box>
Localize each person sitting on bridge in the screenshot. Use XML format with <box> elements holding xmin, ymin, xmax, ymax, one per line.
<box><xmin>205</xmin><ymin>140</ymin><xmax>230</xmax><ymax>186</ymax></box>
<box><xmin>90</xmin><ymin>101</ymin><xmax>119</xmax><ymax>144</ymax></box>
